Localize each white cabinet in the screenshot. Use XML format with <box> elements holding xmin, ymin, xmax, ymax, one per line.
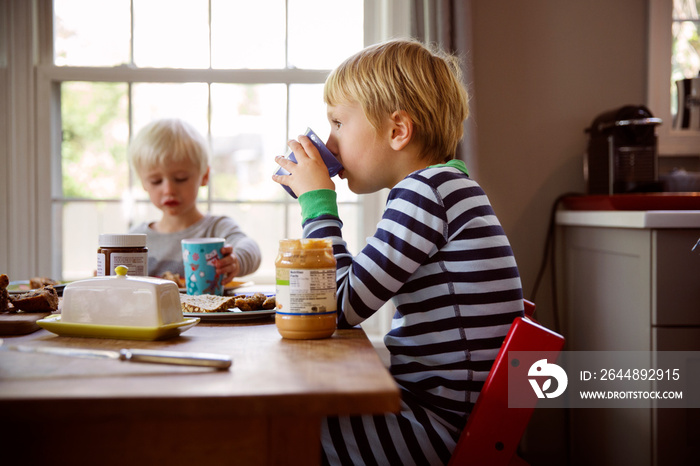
<box><xmin>557</xmin><ymin>210</ymin><xmax>700</xmax><ymax>466</ymax></box>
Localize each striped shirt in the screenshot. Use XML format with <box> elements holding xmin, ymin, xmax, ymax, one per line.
<box><xmin>301</xmin><ymin>160</ymin><xmax>524</xmax><ymax>465</ymax></box>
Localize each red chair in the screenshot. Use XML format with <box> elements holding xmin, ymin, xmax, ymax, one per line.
<box><xmin>448</xmin><ymin>301</ymin><xmax>565</xmax><ymax>466</ymax></box>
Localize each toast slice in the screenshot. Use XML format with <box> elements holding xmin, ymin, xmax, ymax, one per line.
<box><xmin>9</xmin><ymin>285</ymin><xmax>59</xmax><ymax>312</ymax></box>
<box><xmin>0</xmin><ymin>274</ymin><xmax>9</xmax><ymax>312</ymax></box>
<box><xmin>179</xmin><ymin>294</ymin><xmax>236</xmax><ymax>313</ymax></box>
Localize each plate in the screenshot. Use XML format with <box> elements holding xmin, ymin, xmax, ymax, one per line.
<box><xmin>178</xmin><ymin>280</ymin><xmax>254</xmax><ymax>295</ymax></box>
<box><xmin>8</xmin><ymin>281</ymin><xmax>67</xmax><ymax>296</ymax></box>
<box><xmin>184</xmin><ymin>309</ymin><xmax>275</xmax><ymax>322</ymax></box>
<box><xmin>36</xmin><ymin>315</ymin><xmax>200</xmax><ymax>340</ymax></box>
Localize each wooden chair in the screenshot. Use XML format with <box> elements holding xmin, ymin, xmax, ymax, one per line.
<box><xmin>448</xmin><ymin>300</ymin><xmax>565</xmax><ymax>465</ymax></box>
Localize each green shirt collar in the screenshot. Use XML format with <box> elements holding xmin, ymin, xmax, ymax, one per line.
<box><xmin>429</xmin><ymin>159</ymin><xmax>469</xmax><ymax>176</ymax></box>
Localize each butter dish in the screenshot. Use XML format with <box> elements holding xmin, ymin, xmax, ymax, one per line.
<box><xmin>60</xmin><ymin>266</ymin><xmax>186</xmax><ymax>328</ymax></box>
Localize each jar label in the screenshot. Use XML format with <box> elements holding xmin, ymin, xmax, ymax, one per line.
<box><xmin>96</xmin><ymin>253</ymin><xmax>106</xmax><ymax>276</ymax></box>
<box><xmin>276</xmin><ymin>267</ymin><xmax>337</xmax><ymax>315</ymax></box>
<box><xmin>109</xmin><ymin>252</ymin><xmax>148</xmax><ymax>276</ymax></box>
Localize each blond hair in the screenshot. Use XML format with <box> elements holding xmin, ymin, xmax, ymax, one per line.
<box><xmin>128</xmin><ymin>119</ymin><xmax>210</xmax><ymax>176</ymax></box>
<box><xmin>324</xmin><ymin>39</ymin><xmax>469</xmax><ymax>164</ymax></box>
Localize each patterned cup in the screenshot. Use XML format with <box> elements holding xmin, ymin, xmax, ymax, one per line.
<box><xmin>181</xmin><ymin>238</ymin><xmax>225</xmax><ymax>296</ymax></box>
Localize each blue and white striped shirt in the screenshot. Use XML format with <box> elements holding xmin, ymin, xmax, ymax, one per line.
<box><xmin>301</xmin><ymin>160</ymin><xmax>523</xmax><ymax>465</ymax></box>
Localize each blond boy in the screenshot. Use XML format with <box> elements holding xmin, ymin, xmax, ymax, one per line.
<box><xmin>274</xmin><ymin>40</ymin><xmax>523</xmax><ymax>464</ymax></box>
<box><xmin>129</xmin><ymin>119</ymin><xmax>261</xmax><ymax>282</ymax></box>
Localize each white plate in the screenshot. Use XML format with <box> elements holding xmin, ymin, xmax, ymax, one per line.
<box><xmin>8</xmin><ymin>280</ymin><xmax>67</xmax><ymax>296</ymax></box>
<box><xmin>183</xmin><ymin>309</ymin><xmax>275</xmax><ymax>322</ymax></box>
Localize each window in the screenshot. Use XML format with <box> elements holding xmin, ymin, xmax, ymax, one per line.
<box><xmin>41</xmin><ymin>0</ymin><xmax>372</xmax><ymax>282</ymax></box>
<box><xmin>671</xmin><ymin>0</ymin><xmax>700</xmax><ymax>116</ymax></box>
<box><xmin>648</xmin><ymin>0</ymin><xmax>700</xmax><ymax>155</ymax></box>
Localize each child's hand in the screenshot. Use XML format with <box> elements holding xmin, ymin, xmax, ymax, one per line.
<box><xmin>272</xmin><ymin>135</ymin><xmax>336</xmax><ymax>197</ymax></box>
<box><xmin>216</xmin><ymin>245</ymin><xmax>240</xmax><ymax>285</ymax></box>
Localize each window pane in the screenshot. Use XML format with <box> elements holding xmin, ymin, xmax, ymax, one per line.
<box><xmin>338</xmin><ymin>203</ymin><xmax>360</xmax><ymax>254</ymax></box>
<box><xmin>672</xmin><ymin>21</ymin><xmax>700</xmax><ymax>80</ymax></box>
<box><xmin>61</xmin><ymin>202</ymin><xmax>129</xmax><ymax>280</ymax></box>
<box><xmin>211</xmin><ymin>0</ymin><xmax>286</xmax><ymax>69</ymax></box>
<box><xmin>131</xmin><ymin>83</ymin><xmax>209</xmax><ymax>136</ymax></box>
<box><xmin>288</xmin><ymin>83</ymin><xmax>328</xmax><ymax>139</ymax></box>
<box><xmin>54</xmin><ymin>0</ymin><xmax>130</xmax><ymax>66</ymax></box>
<box><xmin>287</xmin><ymin>0</ymin><xmax>363</xmax><ymax>69</ymax></box>
<box><xmin>285</xmin><ymin>201</ymin><xmax>305</xmax><ymax>242</ymax></box>
<box><xmin>133</xmin><ymin>0</ymin><xmax>209</xmax><ymax>68</ymax></box>
<box><xmin>671</xmin><ymin>19</ymin><xmax>700</xmax><ymax>117</ymax></box>
<box><xmin>61</xmin><ymin>82</ymin><xmax>129</xmax><ymax>199</ymax></box>
<box><xmin>673</xmin><ymin>0</ymin><xmax>700</xmax><ymax>20</ymax></box>
<box><xmin>211</xmin><ymin>203</ymin><xmax>289</xmax><ymax>281</ymax></box>
<box><xmin>210</xmin><ymin>83</ymin><xmax>287</xmax><ymax>201</ymax></box>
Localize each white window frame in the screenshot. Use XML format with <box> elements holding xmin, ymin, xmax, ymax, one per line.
<box><xmin>0</xmin><ymin>0</ymin><xmax>410</xmax><ymax>281</ymax></box>
<box><xmin>648</xmin><ymin>0</ymin><xmax>700</xmax><ymax>156</ymax></box>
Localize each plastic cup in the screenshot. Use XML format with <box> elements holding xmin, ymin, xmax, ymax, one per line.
<box><xmin>274</xmin><ymin>127</ymin><xmax>343</xmax><ymax>198</ymax></box>
<box><xmin>181</xmin><ymin>238</ymin><xmax>225</xmax><ymax>296</ymax></box>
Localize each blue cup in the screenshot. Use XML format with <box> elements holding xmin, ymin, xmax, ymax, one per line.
<box><xmin>181</xmin><ymin>237</ymin><xmax>225</xmax><ymax>295</ymax></box>
<box><xmin>275</xmin><ymin>127</ymin><xmax>343</xmax><ymax>198</ymax></box>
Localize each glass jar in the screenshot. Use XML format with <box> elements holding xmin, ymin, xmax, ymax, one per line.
<box><xmin>275</xmin><ymin>238</ymin><xmax>337</xmax><ymax>339</ymax></box>
<box><xmin>97</xmin><ymin>234</ymin><xmax>148</xmax><ymax>276</ymax></box>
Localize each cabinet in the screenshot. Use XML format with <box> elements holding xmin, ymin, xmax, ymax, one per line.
<box><xmin>556</xmin><ymin>210</ymin><xmax>700</xmax><ymax>466</ymax></box>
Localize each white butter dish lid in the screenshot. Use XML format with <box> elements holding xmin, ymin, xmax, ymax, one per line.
<box><xmin>61</xmin><ymin>266</ymin><xmax>182</xmax><ymax>327</ymax></box>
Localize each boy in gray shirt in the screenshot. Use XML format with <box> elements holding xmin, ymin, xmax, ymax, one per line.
<box><xmin>129</xmin><ymin>119</ymin><xmax>261</xmax><ymax>282</ymax></box>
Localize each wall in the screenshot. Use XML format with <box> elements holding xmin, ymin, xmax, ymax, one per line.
<box><xmin>467</xmin><ymin>1</ymin><xmax>648</xmax><ymax>464</ymax></box>
<box><xmin>469</xmin><ymin>0</ymin><xmax>648</xmax><ymax>329</ymax></box>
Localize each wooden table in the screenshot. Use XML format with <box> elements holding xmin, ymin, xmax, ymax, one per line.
<box><xmin>0</xmin><ymin>319</ymin><xmax>400</xmax><ymax>465</ymax></box>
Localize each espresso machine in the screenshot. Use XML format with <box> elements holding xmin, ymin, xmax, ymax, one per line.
<box><xmin>584</xmin><ymin>105</ymin><xmax>662</xmax><ymax>194</ymax></box>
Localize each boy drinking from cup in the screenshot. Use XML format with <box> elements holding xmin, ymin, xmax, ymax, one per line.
<box><xmin>273</xmin><ymin>39</ymin><xmax>524</xmax><ymax>465</ymax></box>
<box><xmin>129</xmin><ymin>119</ymin><xmax>261</xmax><ymax>285</ymax></box>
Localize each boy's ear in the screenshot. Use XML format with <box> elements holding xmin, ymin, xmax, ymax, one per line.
<box><xmin>388</xmin><ymin>110</ymin><xmax>413</xmax><ymax>151</ymax></box>
<box><xmin>200</xmin><ymin>167</ymin><xmax>210</xmax><ymax>187</ymax></box>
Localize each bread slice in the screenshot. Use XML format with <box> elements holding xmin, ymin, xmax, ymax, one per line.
<box><xmin>0</xmin><ymin>274</ymin><xmax>9</xmax><ymax>312</ymax></box>
<box><xmin>29</xmin><ymin>277</ymin><xmax>59</xmax><ymax>289</ymax></box>
<box><xmin>180</xmin><ymin>294</ymin><xmax>236</xmax><ymax>313</ymax></box>
<box><xmin>9</xmin><ymin>285</ymin><xmax>59</xmax><ymax>312</ymax></box>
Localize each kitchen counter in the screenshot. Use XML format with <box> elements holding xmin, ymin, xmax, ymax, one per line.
<box><xmin>555</xmin><ymin>204</ymin><xmax>700</xmax><ymax>466</ymax></box>
<box><xmin>556</xmin><ymin>209</ymin><xmax>700</xmax><ymax>228</ymax></box>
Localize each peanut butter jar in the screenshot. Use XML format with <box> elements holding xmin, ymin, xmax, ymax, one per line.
<box><xmin>275</xmin><ymin>238</ymin><xmax>337</xmax><ymax>339</ymax></box>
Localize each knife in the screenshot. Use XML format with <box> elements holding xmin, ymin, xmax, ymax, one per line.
<box><xmin>0</xmin><ymin>339</ymin><xmax>232</xmax><ymax>370</ymax></box>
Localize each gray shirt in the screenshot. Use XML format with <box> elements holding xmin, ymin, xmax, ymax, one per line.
<box><xmin>129</xmin><ymin>214</ymin><xmax>261</xmax><ymax>278</ymax></box>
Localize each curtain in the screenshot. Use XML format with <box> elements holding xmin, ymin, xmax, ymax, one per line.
<box><xmin>409</xmin><ymin>0</ymin><xmax>478</xmax><ymax>177</ymax></box>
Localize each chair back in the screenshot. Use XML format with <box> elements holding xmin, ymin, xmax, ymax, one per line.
<box><xmin>448</xmin><ymin>303</ymin><xmax>564</xmax><ymax>465</ymax></box>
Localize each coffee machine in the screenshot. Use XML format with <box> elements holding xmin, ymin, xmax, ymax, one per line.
<box><xmin>584</xmin><ymin>105</ymin><xmax>662</xmax><ymax>194</ymax></box>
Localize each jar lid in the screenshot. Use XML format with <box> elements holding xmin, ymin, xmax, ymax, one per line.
<box><xmin>99</xmin><ymin>234</ymin><xmax>147</xmax><ymax>248</ymax></box>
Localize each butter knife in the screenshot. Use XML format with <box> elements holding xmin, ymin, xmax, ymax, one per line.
<box><xmin>0</xmin><ymin>340</ymin><xmax>232</xmax><ymax>370</ymax></box>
